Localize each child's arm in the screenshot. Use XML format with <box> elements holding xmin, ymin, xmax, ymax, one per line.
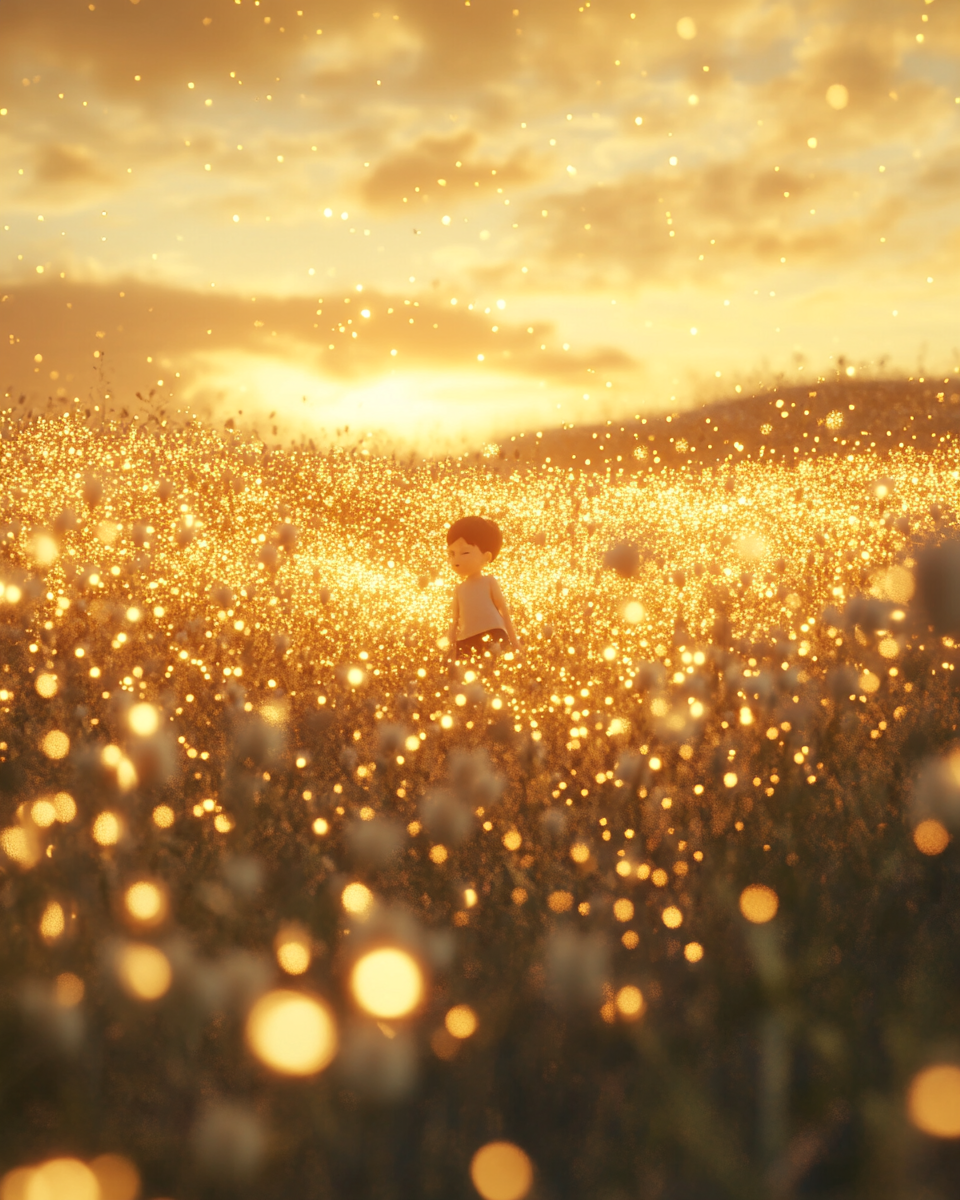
<box><xmin>489</xmin><ymin>577</ymin><xmax>521</xmax><ymax>648</ymax></box>
<box><xmin>448</xmin><ymin>587</ymin><xmax>460</xmax><ymax>649</ymax></box>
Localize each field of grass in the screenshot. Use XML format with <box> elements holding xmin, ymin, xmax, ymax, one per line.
<box><xmin>1</xmin><ymin>379</ymin><xmax>960</xmax><ymax>1200</ymax></box>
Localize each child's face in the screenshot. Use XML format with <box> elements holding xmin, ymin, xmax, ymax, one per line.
<box><xmin>447</xmin><ymin>537</ymin><xmax>492</xmax><ymax>576</ymax></box>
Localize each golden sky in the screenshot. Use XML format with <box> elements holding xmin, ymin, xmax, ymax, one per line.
<box><xmin>1</xmin><ymin>0</ymin><xmax>958</xmax><ymax>446</ymax></box>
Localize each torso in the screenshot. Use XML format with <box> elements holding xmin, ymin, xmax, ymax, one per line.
<box><xmin>456</xmin><ymin>575</ymin><xmax>505</xmax><ymax>640</ymax></box>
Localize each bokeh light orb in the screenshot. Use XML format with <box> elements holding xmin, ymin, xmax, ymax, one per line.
<box><xmin>245</xmin><ymin>989</ymin><xmax>338</xmax><ymax>1076</ymax></box>
<box><xmin>53</xmin><ymin>792</ymin><xmax>77</xmax><ymax>822</ymax></box>
<box><xmin>469</xmin><ymin>1141</ymin><xmax>534</xmax><ymax>1200</ymax></box>
<box><xmin>341</xmin><ymin>882</ymin><xmax>373</xmax><ymax>916</ymax></box>
<box><xmin>739</xmin><ymin>885</ymin><xmax>779</xmax><ymax>924</ymax></box>
<box><xmin>128</xmin><ymin>702</ymin><xmax>160</xmax><ymax>736</ymax></box>
<box><xmin>92</xmin><ymin>812</ymin><xmax>122</xmax><ymax>847</ymax></box>
<box><xmin>914</xmin><ymin>819</ymin><xmax>950</xmax><ymax>856</ymax></box>
<box><xmin>907</xmin><ymin>1064</ymin><xmax>960</xmax><ymax>1138</ymax></box>
<box><xmin>30</xmin><ymin>799</ymin><xmax>57</xmax><ymax>828</ymax></box>
<box><xmin>34</xmin><ymin>674</ymin><xmax>59</xmax><ymax>699</ymax></box>
<box><xmin>445</xmin><ymin>1004</ymin><xmax>478</xmax><ymax>1039</ymax></box>
<box><xmin>41</xmin><ymin>730</ymin><xmax>70</xmax><ymax>760</ymax></box>
<box><xmin>116</xmin><ymin>943</ymin><xmax>172</xmax><ymax>1001</ymax></box>
<box><xmin>39</xmin><ymin>900</ymin><xmax>65</xmax><ymax>942</ymax></box>
<box><xmin>55</xmin><ymin>973</ymin><xmax>84</xmax><ymax>1007</ymax></box>
<box><xmin>615</xmin><ymin>986</ymin><xmax>645</xmax><ymax>1019</ymax></box>
<box><xmin>275</xmin><ymin>925</ymin><xmax>312</xmax><ymax>975</ymax></box>
<box><xmin>23</xmin><ymin>1158</ymin><xmax>99</xmax><ymax>1200</ymax></box>
<box><xmin>124</xmin><ymin>880</ymin><xmax>168</xmax><ymax>926</ymax></box>
<box><xmin>89</xmin><ymin>1153</ymin><xmax>141</xmax><ymax>1200</ymax></box>
<box><xmin>350</xmin><ymin>948</ymin><xmax>424</xmax><ymax>1019</ymax></box>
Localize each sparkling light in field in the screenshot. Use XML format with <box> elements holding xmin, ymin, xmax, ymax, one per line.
<box><xmin>351</xmin><ymin>948</ymin><xmax>424</xmax><ymax>1019</ymax></box>
<box><xmin>470</xmin><ymin>1142</ymin><xmax>534</xmax><ymax>1200</ymax></box>
<box><xmin>245</xmin><ymin>990</ymin><xmax>338</xmax><ymax>1076</ymax></box>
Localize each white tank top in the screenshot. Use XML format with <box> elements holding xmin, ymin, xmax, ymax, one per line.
<box><xmin>456</xmin><ymin>575</ymin><xmax>505</xmax><ymax>640</ymax></box>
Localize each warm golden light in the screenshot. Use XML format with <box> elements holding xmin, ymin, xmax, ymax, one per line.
<box><xmin>124</xmin><ymin>881</ymin><xmax>168</xmax><ymax>926</ymax></box>
<box><xmin>34</xmin><ymin>673</ymin><xmax>59</xmax><ymax>698</ymax></box>
<box><xmin>245</xmin><ymin>989</ymin><xmax>337</xmax><ymax>1076</ymax></box>
<box><xmin>570</xmin><ymin>842</ymin><xmax>590</xmax><ymax>864</ymax></box>
<box><xmin>275</xmin><ymin>924</ymin><xmax>312</xmax><ymax>975</ymax></box>
<box><xmin>445</xmin><ymin>1004</ymin><xmax>478</xmax><ymax>1039</ymax></box>
<box><xmin>23</xmin><ymin>1159</ymin><xmax>99</xmax><ymax>1200</ymax></box>
<box><xmin>341</xmin><ymin>882</ymin><xmax>374</xmax><ymax>916</ymax></box>
<box><xmin>739</xmin><ymin>885</ymin><xmax>779</xmax><ymax>924</ymax></box>
<box><xmin>907</xmin><ymin>1064</ymin><xmax>960</xmax><ymax>1138</ymax></box>
<box><xmin>39</xmin><ymin>900</ymin><xmax>65</xmax><ymax>942</ymax></box>
<box><xmin>350</xmin><ymin>947</ymin><xmax>424</xmax><ymax>1019</ymax></box>
<box><xmin>55</xmin><ymin>973</ymin><xmax>85</xmax><ymax>1007</ymax></box>
<box><xmin>152</xmin><ymin>804</ymin><xmax>175</xmax><ymax>829</ymax></box>
<box><xmin>92</xmin><ymin>812</ymin><xmax>122</xmax><ymax>847</ymax></box>
<box><xmin>914</xmin><ymin>819</ymin><xmax>950</xmax><ymax>856</ymax></box>
<box><xmin>469</xmin><ymin>1141</ymin><xmax>534</xmax><ymax>1200</ymax></box>
<box><xmin>30</xmin><ymin>799</ymin><xmax>57</xmax><ymax>828</ymax></box>
<box><xmin>662</xmin><ymin>906</ymin><xmax>683</xmax><ymax>929</ymax></box>
<box><xmin>116</xmin><ymin>943</ymin><xmax>173</xmax><ymax>1000</ymax></box>
<box><xmin>612</xmin><ymin>898</ymin><xmax>634</xmax><ymax>922</ymax></box>
<box><xmin>128</xmin><ymin>702</ymin><xmax>160</xmax><ymax>736</ymax></box>
<box><xmin>89</xmin><ymin>1153</ymin><xmax>141</xmax><ymax>1200</ymax></box>
<box><xmin>684</xmin><ymin>942</ymin><xmax>705</xmax><ymax>963</ymax></box>
<box><xmin>548</xmin><ymin>890</ymin><xmax>574</xmax><ymax>913</ymax></box>
<box><xmin>1</xmin><ymin>827</ymin><xmax>39</xmax><ymax>868</ymax></box>
<box><xmin>53</xmin><ymin>792</ymin><xmax>77</xmax><ymax>823</ymax></box>
<box><xmin>41</xmin><ymin>730</ymin><xmax>70</xmax><ymax>760</ymax></box>
<box><xmin>615</xmin><ymin>985</ymin><xmax>645</xmax><ymax>1019</ymax></box>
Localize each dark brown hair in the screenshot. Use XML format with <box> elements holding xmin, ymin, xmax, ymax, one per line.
<box><xmin>446</xmin><ymin>515</ymin><xmax>503</xmax><ymax>560</ymax></box>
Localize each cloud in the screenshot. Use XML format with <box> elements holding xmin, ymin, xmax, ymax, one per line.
<box><xmin>360</xmin><ymin>131</ymin><xmax>544</xmax><ymax>211</ymax></box>
<box><xmin>33</xmin><ymin>143</ymin><xmax>114</xmax><ymax>187</ymax></box>
<box><xmin>0</xmin><ymin>278</ymin><xmax>633</xmax><ymax>405</ymax></box>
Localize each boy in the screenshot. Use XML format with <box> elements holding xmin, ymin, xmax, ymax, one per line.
<box><xmin>446</xmin><ymin>516</ymin><xmax>521</xmax><ymax>657</ymax></box>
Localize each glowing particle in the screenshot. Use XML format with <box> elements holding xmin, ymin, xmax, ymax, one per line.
<box><xmin>124</xmin><ymin>881</ymin><xmax>167</xmax><ymax>925</ymax></box>
<box><xmin>470</xmin><ymin>1142</ymin><xmax>534</xmax><ymax>1200</ymax></box>
<box><xmin>246</xmin><ymin>990</ymin><xmax>337</xmax><ymax>1075</ymax></box>
<box><xmin>342</xmin><ymin>882</ymin><xmax>373</xmax><ymax>916</ymax></box>
<box><xmin>615</xmin><ymin>985</ymin><xmax>644</xmax><ymax>1018</ymax></box>
<box><xmin>613</xmin><ymin>898</ymin><xmax>634</xmax><ymax>922</ymax></box>
<box><xmin>350</xmin><ymin>947</ymin><xmax>423</xmax><ymax>1018</ymax></box>
<box><xmin>35</xmin><ymin>673</ymin><xmax>59</xmax><ymax>698</ymax></box>
<box><xmin>116</xmin><ymin>943</ymin><xmax>172</xmax><ymax>1000</ymax></box>
<box><xmin>41</xmin><ymin>730</ymin><xmax>70</xmax><ymax>759</ymax></box>
<box><xmin>907</xmin><ymin>1065</ymin><xmax>960</xmax><ymax>1138</ymax></box>
<box><xmin>445</xmin><ymin>1004</ymin><xmax>478</xmax><ymax>1038</ymax></box>
<box><xmin>914</xmin><ymin>819</ymin><xmax>949</xmax><ymax>856</ymax></box>
<box><xmin>826</xmin><ymin>83</ymin><xmax>848</xmax><ymax>110</ymax></box>
<box><xmin>739</xmin><ymin>885</ymin><xmax>778</xmax><ymax>924</ymax></box>
<box><xmin>92</xmin><ymin>812</ymin><xmax>122</xmax><ymax>846</ymax></box>
<box><xmin>40</xmin><ymin>899</ymin><xmax>65</xmax><ymax>941</ymax></box>
<box><xmin>152</xmin><ymin>804</ymin><xmax>175</xmax><ymax>829</ymax></box>
<box><xmin>128</xmin><ymin>702</ymin><xmax>159</xmax><ymax>736</ymax></box>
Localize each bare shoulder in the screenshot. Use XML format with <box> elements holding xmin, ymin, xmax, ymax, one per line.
<box><xmin>487</xmin><ymin>574</ymin><xmax>504</xmax><ymax>594</ymax></box>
